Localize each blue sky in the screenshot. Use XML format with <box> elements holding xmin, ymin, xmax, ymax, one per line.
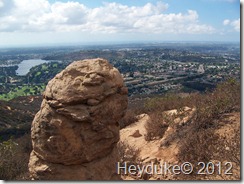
<box><xmin>0</xmin><ymin>0</ymin><xmax>240</xmax><ymax>47</ymax></box>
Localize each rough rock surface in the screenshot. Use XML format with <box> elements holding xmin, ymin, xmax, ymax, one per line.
<box><xmin>29</xmin><ymin>58</ymin><xmax>128</xmax><ymax>180</ymax></box>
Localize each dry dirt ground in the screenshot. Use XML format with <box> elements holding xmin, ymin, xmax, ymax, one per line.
<box><xmin>119</xmin><ymin>108</ymin><xmax>240</xmax><ymax>180</ymax></box>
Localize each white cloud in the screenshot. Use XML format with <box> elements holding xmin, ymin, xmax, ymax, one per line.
<box><xmin>223</xmin><ymin>18</ymin><xmax>240</xmax><ymax>32</ymax></box>
<box><xmin>223</xmin><ymin>19</ymin><xmax>230</xmax><ymax>25</ymax></box>
<box><xmin>231</xmin><ymin>18</ymin><xmax>240</xmax><ymax>31</ymax></box>
<box><xmin>0</xmin><ymin>0</ymin><xmax>215</xmax><ymax>35</ymax></box>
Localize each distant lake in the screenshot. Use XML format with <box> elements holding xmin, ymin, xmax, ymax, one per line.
<box><xmin>16</xmin><ymin>59</ymin><xmax>56</xmax><ymax>76</ymax></box>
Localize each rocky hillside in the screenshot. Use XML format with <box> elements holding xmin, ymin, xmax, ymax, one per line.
<box><xmin>118</xmin><ymin>79</ymin><xmax>240</xmax><ymax>180</ymax></box>
<box><xmin>0</xmin><ymin>96</ymin><xmax>42</xmax><ymax>141</ymax></box>
<box><xmin>119</xmin><ymin>110</ymin><xmax>240</xmax><ymax>180</ymax></box>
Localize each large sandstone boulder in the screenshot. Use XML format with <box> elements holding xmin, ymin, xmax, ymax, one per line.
<box><xmin>29</xmin><ymin>58</ymin><xmax>128</xmax><ymax>180</ymax></box>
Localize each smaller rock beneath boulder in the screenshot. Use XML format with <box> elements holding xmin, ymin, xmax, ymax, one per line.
<box><xmin>130</xmin><ymin>129</ymin><xmax>142</xmax><ymax>138</ymax></box>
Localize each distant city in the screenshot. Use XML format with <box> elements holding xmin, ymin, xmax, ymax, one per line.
<box><xmin>0</xmin><ymin>42</ymin><xmax>240</xmax><ymax>100</ymax></box>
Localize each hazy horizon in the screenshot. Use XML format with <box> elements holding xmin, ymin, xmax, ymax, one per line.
<box><xmin>0</xmin><ymin>40</ymin><xmax>241</xmax><ymax>49</ymax></box>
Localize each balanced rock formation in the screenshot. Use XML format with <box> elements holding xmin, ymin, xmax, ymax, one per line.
<box><xmin>28</xmin><ymin>58</ymin><xmax>128</xmax><ymax>180</ymax></box>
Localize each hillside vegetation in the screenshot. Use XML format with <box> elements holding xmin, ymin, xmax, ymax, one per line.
<box><xmin>0</xmin><ymin>78</ymin><xmax>240</xmax><ymax>180</ymax></box>
<box><xmin>119</xmin><ymin>78</ymin><xmax>240</xmax><ymax>180</ymax></box>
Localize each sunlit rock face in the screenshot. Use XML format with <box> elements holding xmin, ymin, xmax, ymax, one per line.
<box><xmin>29</xmin><ymin>58</ymin><xmax>128</xmax><ymax>180</ymax></box>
